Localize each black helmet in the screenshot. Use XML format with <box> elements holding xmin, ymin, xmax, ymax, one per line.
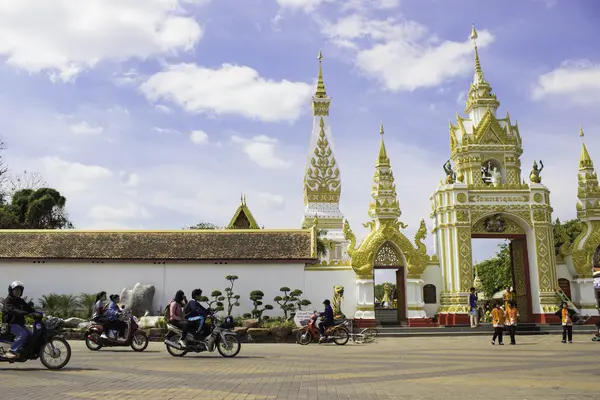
<box><xmin>8</xmin><ymin>281</ymin><xmax>24</xmax><ymax>295</ymax></box>
<box><xmin>323</xmin><ymin>299</ymin><xmax>330</xmax><ymax>306</ymax></box>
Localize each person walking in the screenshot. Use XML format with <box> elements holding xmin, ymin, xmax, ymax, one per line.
<box><xmin>506</xmin><ymin>301</ymin><xmax>519</xmax><ymax>345</ymax></box>
<box><xmin>469</xmin><ymin>287</ymin><xmax>478</xmax><ymax>328</ymax></box>
<box><xmin>491</xmin><ymin>303</ymin><xmax>505</xmax><ymax>345</ymax></box>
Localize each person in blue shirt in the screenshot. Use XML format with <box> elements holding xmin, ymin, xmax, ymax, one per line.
<box><xmin>469</xmin><ymin>287</ymin><xmax>478</xmax><ymax>328</ymax></box>
<box><xmin>319</xmin><ymin>299</ymin><xmax>335</xmax><ymax>341</ymax></box>
<box><xmin>185</xmin><ymin>289</ymin><xmax>209</xmax><ymax>336</ymax></box>
<box><xmin>103</xmin><ymin>294</ymin><xmax>127</xmax><ymax>340</ymax></box>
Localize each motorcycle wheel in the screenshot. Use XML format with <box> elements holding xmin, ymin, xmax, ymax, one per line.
<box><xmin>333</xmin><ymin>327</ymin><xmax>350</xmax><ymax>346</ymax></box>
<box><xmin>130</xmin><ymin>331</ymin><xmax>149</xmax><ymax>352</ymax></box>
<box><xmin>297</xmin><ymin>328</ymin><xmax>312</xmax><ymax>345</ymax></box>
<box><xmin>85</xmin><ymin>332</ymin><xmax>103</xmax><ymax>351</ymax></box>
<box><xmin>217</xmin><ymin>335</ymin><xmax>241</xmax><ymax>358</ymax></box>
<box><xmin>40</xmin><ymin>337</ymin><xmax>71</xmax><ymax>370</ymax></box>
<box><xmin>165</xmin><ymin>332</ymin><xmax>187</xmax><ymax>357</ymax></box>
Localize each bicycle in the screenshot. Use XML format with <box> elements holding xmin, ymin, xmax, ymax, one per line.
<box><xmin>347</xmin><ymin>319</ymin><xmax>378</xmax><ymax>344</ymax></box>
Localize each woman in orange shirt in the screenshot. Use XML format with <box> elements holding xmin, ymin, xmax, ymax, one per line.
<box><xmin>491</xmin><ymin>303</ymin><xmax>505</xmax><ymax>345</ymax></box>
<box><xmin>506</xmin><ymin>301</ymin><xmax>519</xmax><ymax>345</ymax></box>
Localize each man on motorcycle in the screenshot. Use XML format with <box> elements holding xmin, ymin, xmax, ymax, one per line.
<box><xmin>186</xmin><ymin>289</ymin><xmax>209</xmax><ymax>337</ymax></box>
<box><xmin>2</xmin><ymin>281</ymin><xmax>36</xmax><ymax>359</ymax></box>
<box><xmin>319</xmin><ymin>299</ymin><xmax>335</xmax><ymax>342</ymax></box>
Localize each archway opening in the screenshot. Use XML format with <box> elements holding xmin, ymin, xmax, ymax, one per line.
<box><xmin>471</xmin><ymin>214</ymin><xmax>533</xmax><ymax>323</ymax></box>
<box><xmin>373</xmin><ymin>241</ymin><xmax>405</xmax><ymax>325</ymax></box>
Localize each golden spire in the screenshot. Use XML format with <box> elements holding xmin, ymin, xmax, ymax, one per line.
<box><xmin>377</xmin><ymin>122</ymin><xmax>390</xmax><ymax>167</ymax></box>
<box><xmin>315</xmin><ymin>50</ymin><xmax>327</xmax><ymax>99</ymax></box>
<box><xmin>579</xmin><ymin>125</ymin><xmax>593</xmax><ymax>169</ymax></box>
<box><xmin>369</xmin><ymin>123</ymin><xmax>400</xmax><ymax>220</ymax></box>
<box><xmin>470</xmin><ymin>24</ymin><xmax>485</xmax><ymax>84</ymax></box>
<box><xmin>464</xmin><ymin>24</ymin><xmax>499</xmax><ymax>114</ymax></box>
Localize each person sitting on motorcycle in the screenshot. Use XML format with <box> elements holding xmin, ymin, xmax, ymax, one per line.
<box><xmin>185</xmin><ymin>289</ymin><xmax>209</xmax><ymax>337</ymax></box>
<box><xmin>103</xmin><ymin>294</ymin><xmax>128</xmax><ymax>340</ymax></box>
<box><xmin>169</xmin><ymin>290</ymin><xmax>191</xmax><ymax>347</ymax></box>
<box><xmin>318</xmin><ymin>299</ymin><xmax>335</xmax><ymax>342</ymax></box>
<box><xmin>2</xmin><ymin>281</ymin><xmax>36</xmax><ymax>359</ymax></box>
<box><xmin>91</xmin><ymin>291</ymin><xmax>107</xmax><ymax>323</ymax></box>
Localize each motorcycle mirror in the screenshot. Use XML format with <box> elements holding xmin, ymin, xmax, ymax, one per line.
<box><xmin>28</xmin><ymin>300</ymin><xmax>35</xmax><ymax>308</ymax></box>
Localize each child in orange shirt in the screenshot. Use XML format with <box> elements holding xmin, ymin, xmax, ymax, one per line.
<box><xmin>506</xmin><ymin>301</ymin><xmax>519</xmax><ymax>345</ymax></box>
<box><xmin>491</xmin><ymin>303</ymin><xmax>505</xmax><ymax>345</ymax></box>
<box><xmin>560</xmin><ymin>302</ymin><xmax>573</xmax><ymax>343</ymax></box>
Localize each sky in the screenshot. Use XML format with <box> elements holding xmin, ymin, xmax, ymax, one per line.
<box><xmin>1</xmin><ymin>0</ymin><xmax>599</xmax><ymax>264</ymax></box>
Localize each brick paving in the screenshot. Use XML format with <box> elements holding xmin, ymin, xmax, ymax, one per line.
<box><xmin>1</xmin><ymin>335</ymin><xmax>599</xmax><ymax>399</ymax></box>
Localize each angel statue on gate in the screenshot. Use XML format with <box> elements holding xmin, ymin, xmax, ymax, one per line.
<box><xmin>481</xmin><ymin>161</ymin><xmax>492</xmax><ymax>184</ymax></box>
<box><xmin>443</xmin><ymin>159</ymin><xmax>456</xmax><ymax>184</ymax></box>
<box><xmin>529</xmin><ymin>160</ymin><xmax>544</xmax><ymax>184</ymax></box>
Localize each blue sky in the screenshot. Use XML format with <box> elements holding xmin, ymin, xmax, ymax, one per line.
<box><xmin>0</xmin><ymin>0</ymin><xmax>599</xmax><ymax>262</ymax></box>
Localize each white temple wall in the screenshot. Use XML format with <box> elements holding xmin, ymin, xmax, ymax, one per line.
<box><xmin>303</xmin><ymin>268</ymin><xmax>357</xmax><ymax>317</ymax></box>
<box><xmin>0</xmin><ymin>260</ymin><xmax>311</xmax><ymax>318</ymax></box>
<box><xmin>421</xmin><ymin>264</ymin><xmax>443</xmax><ymax>317</ymax></box>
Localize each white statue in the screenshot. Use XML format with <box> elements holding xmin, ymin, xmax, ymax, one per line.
<box><xmin>490</xmin><ymin>167</ymin><xmax>501</xmax><ymax>187</ymax></box>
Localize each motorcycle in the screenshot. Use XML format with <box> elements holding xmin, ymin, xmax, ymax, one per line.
<box><xmin>164</xmin><ymin>312</ymin><xmax>240</xmax><ymax>358</ymax></box>
<box><xmin>296</xmin><ymin>312</ymin><xmax>350</xmax><ymax>345</ymax></box>
<box><xmin>84</xmin><ymin>309</ymin><xmax>149</xmax><ymax>352</ymax></box>
<box><xmin>0</xmin><ymin>312</ymin><xmax>72</xmax><ymax>370</ymax></box>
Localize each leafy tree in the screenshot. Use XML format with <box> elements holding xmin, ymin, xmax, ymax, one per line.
<box><xmin>0</xmin><ymin>188</ymin><xmax>73</xmax><ymax>229</ymax></box>
<box><xmin>39</xmin><ymin>294</ymin><xmax>80</xmax><ymax>318</ymax></box>
<box><xmin>224</xmin><ymin>275</ymin><xmax>241</xmax><ymax>315</ymax></box>
<box><xmin>474</xmin><ymin>242</ymin><xmax>512</xmax><ymax>298</ymax></box>
<box><xmin>7</xmin><ymin>170</ymin><xmax>47</xmax><ymax>194</ymax></box>
<box><xmin>316</xmin><ymin>229</ymin><xmax>333</xmax><ymax>259</ymax></box>
<box><xmin>185</xmin><ymin>222</ymin><xmax>222</xmax><ymax>229</ymax></box>
<box><xmin>293</xmin><ymin>290</ymin><xmax>311</xmax><ymax>311</ymax></box>
<box><xmin>243</xmin><ymin>290</ymin><xmax>273</xmax><ymax>321</ymax></box>
<box><xmin>77</xmin><ymin>293</ymin><xmax>97</xmax><ymax>319</ymax></box>
<box><xmin>553</xmin><ymin>218</ymin><xmax>583</xmax><ymax>255</ymax></box>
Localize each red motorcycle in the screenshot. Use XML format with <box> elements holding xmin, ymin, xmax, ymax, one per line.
<box><xmin>296</xmin><ymin>313</ymin><xmax>350</xmax><ymax>345</ymax></box>
<box><xmin>84</xmin><ymin>310</ymin><xmax>149</xmax><ymax>352</ymax></box>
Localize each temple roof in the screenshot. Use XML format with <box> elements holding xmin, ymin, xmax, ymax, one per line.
<box><xmin>227</xmin><ymin>195</ymin><xmax>261</xmax><ymax>229</ymax></box>
<box><xmin>0</xmin><ymin>229</ymin><xmax>316</xmax><ymax>261</ymax></box>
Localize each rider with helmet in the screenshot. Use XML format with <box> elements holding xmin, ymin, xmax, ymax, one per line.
<box><xmin>103</xmin><ymin>294</ymin><xmax>128</xmax><ymax>340</ymax></box>
<box><xmin>1</xmin><ymin>281</ymin><xmax>36</xmax><ymax>359</ymax></box>
<box><xmin>319</xmin><ymin>299</ymin><xmax>335</xmax><ymax>342</ymax></box>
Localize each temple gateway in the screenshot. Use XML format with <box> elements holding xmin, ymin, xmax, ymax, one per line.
<box><xmin>0</xmin><ymin>27</ymin><xmax>599</xmax><ymax>325</ymax></box>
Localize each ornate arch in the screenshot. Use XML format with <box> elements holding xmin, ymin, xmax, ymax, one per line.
<box><xmin>343</xmin><ymin>219</ymin><xmax>429</xmax><ymax>280</ymax></box>
<box><xmin>471</xmin><ymin>211</ymin><xmax>532</xmax><ymax>233</ymax></box>
<box><xmin>373</xmin><ymin>241</ymin><xmax>404</xmax><ymax>267</ymax></box>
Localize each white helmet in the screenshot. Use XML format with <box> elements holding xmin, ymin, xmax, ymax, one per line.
<box><xmin>9</xmin><ymin>281</ymin><xmax>24</xmax><ymax>293</ymax></box>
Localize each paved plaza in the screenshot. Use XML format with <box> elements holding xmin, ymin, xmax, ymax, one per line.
<box><xmin>1</xmin><ymin>335</ymin><xmax>599</xmax><ymax>399</ymax></box>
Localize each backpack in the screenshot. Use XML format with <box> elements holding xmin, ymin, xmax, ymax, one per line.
<box><xmin>164</xmin><ymin>301</ymin><xmax>173</xmax><ymax>321</ymax></box>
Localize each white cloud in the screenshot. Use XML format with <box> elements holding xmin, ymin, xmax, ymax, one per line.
<box><xmin>154</xmin><ymin>104</ymin><xmax>172</xmax><ymax>114</ymax></box>
<box><xmin>140</xmin><ymin>63</ymin><xmax>313</xmax><ymax>122</ymax></box>
<box><xmin>0</xmin><ymin>0</ymin><xmax>204</xmax><ymax>82</ymax></box>
<box><xmin>70</xmin><ymin>121</ymin><xmax>104</xmax><ymax>135</ymax></box>
<box><xmin>255</xmin><ymin>192</ymin><xmax>286</xmax><ymax>210</ymax></box>
<box><xmin>341</xmin><ymin>0</ymin><xmax>399</xmax><ymax>11</ymax></box>
<box><xmin>88</xmin><ymin>202</ymin><xmax>151</xmax><ymax>221</ymax></box>
<box><xmin>39</xmin><ymin>156</ymin><xmax>112</xmax><ymax>193</ymax></box>
<box><xmin>153</xmin><ymin>127</ymin><xmax>180</xmax><ymax>135</ymax></box>
<box><xmin>231</xmin><ymin>135</ymin><xmax>292</xmax><ymax>169</ymax></box>
<box><xmin>531</xmin><ymin>59</ymin><xmax>600</xmax><ymax>105</ymax></box>
<box><xmin>190</xmin><ymin>130</ymin><xmax>209</xmax><ymax>145</ymax></box>
<box><xmin>321</xmin><ymin>15</ymin><xmax>494</xmax><ymax>91</ymax></box>
<box><xmin>275</xmin><ymin>0</ymin><xmax>331</xmax><ymax>12</ymax></box>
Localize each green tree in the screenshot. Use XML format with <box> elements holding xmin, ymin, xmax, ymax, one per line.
<box><xmin>553</xmin><ymin>218</ymin><xmax>583</xmax><ymax>255</ymax></box>
<box><xmin>0</xmin><ymin>137</ymin><xmax>7</xmax><ymax>204</ymax></box>
<box><xmin>316</xmin><ymin>229</ymin><xmax>332</xmax><ymax>259</ymax></box>
<box><xmin>2</xmin><ymin>188</ymin><xmax>73</xmax><ymax>229</ymax></box>
<box><xmin>474</xmin><ymin>242</ymin><xmax>512</xmax><ymax>298</ymax></box>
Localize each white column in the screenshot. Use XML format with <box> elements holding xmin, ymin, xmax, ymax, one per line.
<box><xmin>406</xmin><ymin>279</ymin><xmax>427</xmax><ymax>318</ymax></box>
<box><xmin>354</xmin><ymin>279</ymin><xmax>375</xmax><ymax>319</ymax></box>
<box><xmin>573</xmin><ymin>278</ymin><xmax>600</xmax><ymax>316</ymax></box>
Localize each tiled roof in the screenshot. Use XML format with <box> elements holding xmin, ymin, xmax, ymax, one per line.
<box><xmin>0</xmin><ymin>229</ymin><xmax>316</xmax><ymax>261</ymax></box>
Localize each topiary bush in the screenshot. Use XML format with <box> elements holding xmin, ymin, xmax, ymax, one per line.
<box><xmin>199</xmin><ymin>290</ymin><xmax>225</xmax><ymax>312</ymax></box>
<box><xmin>242</xmin><ymin>290</ymin><xmax>273</xmax><ymax>321</ymax></box>
<box><xmin>224</xmin><ymin>275</ymin><xmax>241</xmax><ymax>316</ymax></box>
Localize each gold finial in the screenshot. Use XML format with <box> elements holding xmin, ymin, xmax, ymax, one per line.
<box><xmin>243</xmin><ymin>194</ymin><xmax>247</xmax><ymax>205</ymax></box>
<box><xmin>470</xmin><ymin>24</ymin><xmax>478</xmax><ymax>43</ymax></box>
<box><xmin>380</xmin><ymin>122</ymin><xmax>384</xmax><ymax>135</ymax></box>
<box><xmin>579</xmin><ymin>125</ymin><xmax>593</xmax><ymax>169</ymax></box>
<box><xmin>469</xmin><ymin>24</ymin><xmax>485</xmax><ymax>84</ymax></box>
<box><xmin>315</xmin><ymin>49</ymin><xmax>327</xmax><ymax>99</ymax></box>
<box><xmin>580</xmin><ymin>125</ymin><xmax>585</xmax><ymax>138</ymax></box>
